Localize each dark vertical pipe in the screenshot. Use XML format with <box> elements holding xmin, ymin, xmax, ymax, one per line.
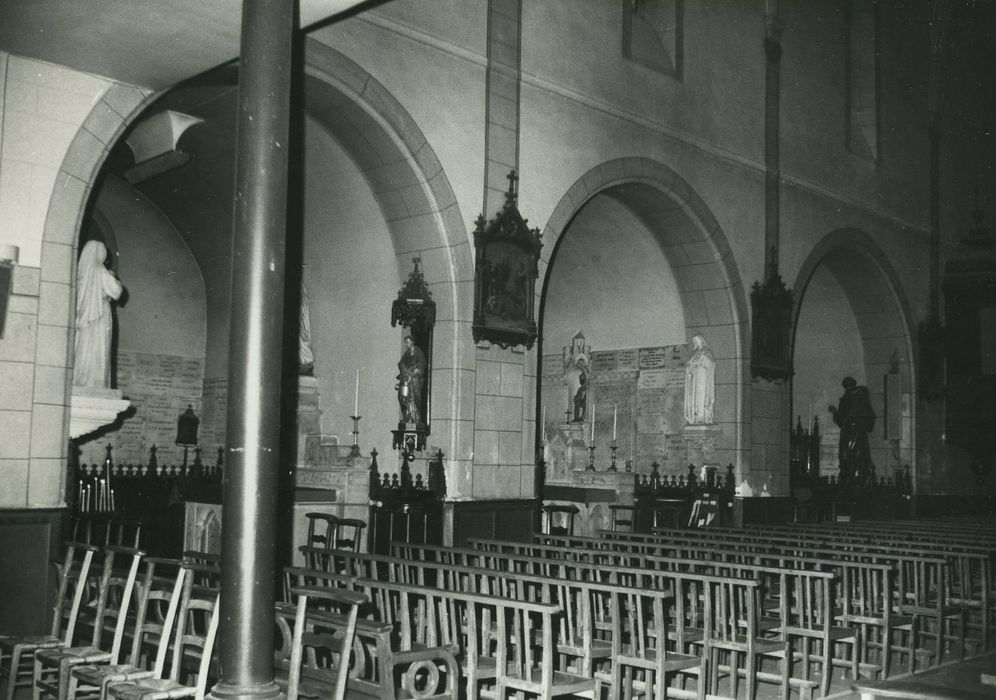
<box><xmin>208</xmin><ymin>0</ymin><xmax>293</xmax><ymax>698</ymax></box>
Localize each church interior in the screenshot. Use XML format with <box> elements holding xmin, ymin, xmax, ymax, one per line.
<box><xmin>1</xmin><ymin>1</ymin><xmax>995</xmax><ymax>698</ymax></box>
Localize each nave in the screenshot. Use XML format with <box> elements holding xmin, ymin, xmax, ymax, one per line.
<box><xmin>3</xmin><ymin>514</ymin><xmax>994</xmax><ymax>700</ymax></box>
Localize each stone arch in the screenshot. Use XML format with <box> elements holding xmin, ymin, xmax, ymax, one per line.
<box><xmin>37</xmin><ymin>84</ymin><xmax>155</xmax><ymax>470</ymax></box>
<box><xmin>540</xmin><ymin>157</ymin><xmax>750</xmax><ymax>466</ymax></box>
<box><xmin>302</xmin><ymin>38</ymin><xmax>474</xmax><ymax>463</ymax></box>
<box><xmin>791</xmin><ymin>227</ymin><xmax>917</xmax><ymax>472</ymax></box>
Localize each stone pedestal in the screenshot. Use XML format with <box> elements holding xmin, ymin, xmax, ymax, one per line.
<box><xmin>681</xmin><ymin>424</ymin><xmax>723</xmax><ymax>467</ymax></box>
<box><xmin>70</xmin><ymin>387</ymin><xmax>131</xmax><ymax>440</ymax></box>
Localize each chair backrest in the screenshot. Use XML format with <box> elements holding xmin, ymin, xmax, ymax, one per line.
<box><xmin>541</xmin><ymin>504</ymin><xmax>579</xmax><ymax>536</ymax></box>
<box><xmin>51</xmin><ymin>542</ymin><xmax>101</xmax><ymax>644</ymax></box>
<box><xmin>281</xmin><ymin>585</ymin><xmax>367</xmax><ymax>700</ymax></box>
<box><xmin>97</xmin><ymin>545</ymin><xmax>145</xmax><ymax>663</ymax></box>
<box><xmin>703</xmin><ymin>577</ymin><xmax>762</xmax><ymax>647</ymax></box>
<box><xmin>164</xmin><ymin>565</ymin><xmax>220</xmax><ymax>694</ymax></box>
<box><xmin>106</xmin><ymin>517</ymin><xmax>143</xmax><ymax>548</ymax></box>
<box><xmin>333</xmin><ymin>518</ymin><xmax>366</xmax><ymax>552</ymax></box>
<box><xmin>127</xmin><ymin>557</ymin><xmax>187</xmax><ymax>673</ymax></box>
<box><xmin>304</xmin><ymin>512</ymin><xmax>338</xmax><ymax>550</ymax></box>
<box><xmin>608</xmin><ymin>504</ymin><xmax>637</xmax><ymax>533</ymax></box>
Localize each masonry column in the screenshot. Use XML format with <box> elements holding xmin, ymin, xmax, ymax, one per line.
<box><xmin>208</xmin><ymin>0</ymin><xmax>293</xmax><ymax>698</ymax></box>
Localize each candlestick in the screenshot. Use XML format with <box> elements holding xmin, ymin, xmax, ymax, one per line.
<box><xmin>613</xmin><ymin>403</ymin><xmax>617</xmax><ymax>441</ymax></box>
<box><xmin>354</xmin><ymin>369</ymin><xmax>360</xmax><ymax>416</ymax></box>
<box><xmin>586</xmin><ymin>444</ymin><xmax>597</xmax><ymax>471</ymax></box>
<box><xmin>349</xmin><ymin>414</ymin><xmax>362</xmax><ymax>457</ymax></box>
<box><xmin>590</xmin><ymin>401</ymin><xmax>596</xmax><ymax>445</ymax></box>
<box><xmin>608</xmin><ymin>444</ymin><xmax>618</xmax><ymax>472</ymax></box>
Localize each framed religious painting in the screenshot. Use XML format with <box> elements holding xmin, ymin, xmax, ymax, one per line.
<box><xmin>472</xmin><ymin>171</ymin><xmax>543</xmax><ymax>349</ymax></box>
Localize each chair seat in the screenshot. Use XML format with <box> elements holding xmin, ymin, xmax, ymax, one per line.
<box><xmin>0</xmin><ymin>634</ymin><xmax>61</xmax><ymax>650</ymax></box>
<box><xmin>619</xmin><ymin>649</ymin><xmax>703</xmax><ymax>673</ymax></box>
<box><xmin>108</xmin><ymin>678</ymin><xmax>198</xmax><ymax>699</ymax></box>
<box><xmin>36</xmin><ymin>645</ymin><xmax>111</xmax><ymax>665</ymax></box>
<box><xmin>503</xmin><ymin>666</ymin><xmax>597</xmax><ymax>695</ymax></box>
<box><xmin>72</xmin><ymin>663</ymin><xmax>154</xmax><ymax>686</ymax></box>
<box><xmin>707</xmin><ymin>635</ymin><xmax>784</xmax><ymax>653</ymax></box>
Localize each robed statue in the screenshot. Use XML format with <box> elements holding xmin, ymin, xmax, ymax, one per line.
<box><xmin>397</xmin><ymin>335</ymin><xmax>427</xmax><ymax>425</ymax></box>
<box><xmin>74</xmin><ymin>240</ymin><xmax>123</xmax><ymax>388</ymax></box>
<box><xmin>684</xmin><ymin>334</ymin><xmax>716</xmax><ymax>425</ymax></box>
<box><xmin>829</xmin><ymin>376</ymin><xmax>876</xmax><ymax>485</ymax></box>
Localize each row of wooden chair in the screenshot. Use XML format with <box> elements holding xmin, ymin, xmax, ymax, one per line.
<box><xmin>599</xmin><ymin>519</ymin><xmax>993</xmax><ymax>659</ymax></box>
<box><xmin>301</xmin><ymin>542</ymin><xmax>830</xmax><ymax>700</ymax></box>
<box><xmin>517</xmin><ymin>532</ymin><xmax>969</xmax><ymax>678</ymax></box>
<box><xmin>0</xmin><ymin>544</ymin><xmax>222</xmax><ymax>700</ymax></box>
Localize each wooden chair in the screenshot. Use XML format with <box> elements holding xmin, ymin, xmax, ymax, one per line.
<box><xmin>0</xmin><ymin>543</ymin><xmax>100</xmax><ymax>700</ymax></box>
<box><xmin>834</xmin><ymin>562</ymin><xmax>903</xmax><ymax>681</ymax></box>
<box><xmin>103</xmin><ymin>567</ymin><xmax>220</xmax><ymax>700</ymax></box>
<box><xmin>608</xmin><ymin>505</ymin><xmax>638</xmax><ymax>533</ymax></box>
<box><xmin>894</xmin><ymin>555</ymin><xmax>964</xmax><ymax>672</ymax></box>
<box><xmin>68</xmin><ymin>558</ymin><xmax>187</xmax><ymax>700</ymax></box>
<box><xmin>274</xmin><ymin>586</ymin><xmax>367</xmax><ymax>700</ymax></box>
<box><xmin>610</xmin><ymin>585</ymin><xmax>705</xmax><ymax>700</ymax></box>
<box><xmin>304</xmin><ymin>513</ymin><xmax>338</xmax><ymax>549</ymax></box>
<box><xmin>34</xmin><ymin>546</ymin><xmax>145</xmax><ymax>700</ymax></box>
<box><xmin>541</xmin><ymin>504</ymin><xmax>580</xmax><ymax>537</ymax></box>
<box><xmin>332</xmin><ymin>518</ymin><xmax>366</xmax><ymax>552</ymax></box>
<box><xmin>494</xmin><ymin>597</ymin><xmax>599</xmax><ymax>700</ymax></box>
<box><xmin>702</xmin><ymin>577</ymin><xmax>786</xmax><ymax>700</ymax></box>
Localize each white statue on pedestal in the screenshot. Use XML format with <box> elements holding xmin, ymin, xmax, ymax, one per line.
<box><xmin>684</xmin><ymin>334</ymin><xmax>715</xmax><ymax>425</ymax></box>
<box><xmin>74</xmin><ymin>241</ymin><xmax>123</xmax><ymax>388</ymax></box>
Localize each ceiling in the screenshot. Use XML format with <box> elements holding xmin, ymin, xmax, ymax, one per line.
<box><xmin>0</xmin><ymin>0</ymin><xmax>373</xmax><ymax>90</ymax></box>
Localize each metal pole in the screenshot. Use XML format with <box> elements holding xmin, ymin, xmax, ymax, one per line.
<box><xmin>209</xmin><ymin>0</ymin><xmax>293</xmax><ymax>697</ymax></box>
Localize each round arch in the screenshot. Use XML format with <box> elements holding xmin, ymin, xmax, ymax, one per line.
<box><xmin>539</xmin><ymin>157</ymin><xmax>751</xmax><ymax>468</ymax></box>
<box><xmin>791</xmin><ymin>227</ymin><xmax>918</xmax><ymax>474</ymax></box>
<box><xmin>302</xmin><ymin>38</ymin><xmax>474</xmax><ymax>466</ymax></box>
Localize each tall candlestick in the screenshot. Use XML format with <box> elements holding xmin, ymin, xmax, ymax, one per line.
<box><xmin>353</xmin><ymin>369</ymin><xmax>360</xmax><ymax>415</ymax></box>
<box><xmin>590</xmin><ymin>402</ymin><xmax>596</xmax><ymax>445</ymax></box>
<box><xmin>613</xmin><ymin>403</ymin><xmax>618</xmax><ymax>441</ymax></box>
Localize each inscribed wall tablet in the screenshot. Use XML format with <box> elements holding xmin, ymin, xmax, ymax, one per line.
<box><xmin>639</xmin><ymin>346</ymin><xmax>668</xmax><ymax>369</ymax></box>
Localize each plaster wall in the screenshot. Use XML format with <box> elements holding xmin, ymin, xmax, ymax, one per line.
<box><xmin>542</xmin><ymin>195</ymin><xmax>685</xmax><ymax>352</ymax></box>
<box><xmin>309</xmin><ymin>3</ymin><xmax>487</xmax><ymax>237</ymax></box>
<box><xmin>300</xmin><ymin>119</ymin><xmax>401</xmax><ymax>453</ymax></box>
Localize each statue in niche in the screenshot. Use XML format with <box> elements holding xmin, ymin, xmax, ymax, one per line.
<box><xmin>829</xmin><ymin>376</ymin><xmax>876</xmax><ymax>485</ymax></box>
<box><xmin>573</xmin><ymin>372</ymin><xmax>588</xmax><ymax>423</ymax></box>
<box><xmin>562</xmin><ymin>330</ymin><xmax>591</xmax><ymax>424</ymax></box>
<box><xmin>298</xmin><ymin>280</ymin><xmax>314</xmax><ymax>376</ymax></box>
<box><xmin>684</xmin><ymin>334</ymin><xmax>716</xmax><ymax>425</ymax></box>
<box><xmin>396</xmin><ymin>335</ymin><xmax>427</xmax><ymax>425</ymax></box>
<box><xmin>74</xmin><ymin>240</ymin><xmax>123</xmax><ymax>389</ymax></box>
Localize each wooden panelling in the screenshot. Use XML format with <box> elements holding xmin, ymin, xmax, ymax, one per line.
<box><xmin>0</xmin><ymin>508</ymin><xmax>63</xmax><ymax>634</ymax></box>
